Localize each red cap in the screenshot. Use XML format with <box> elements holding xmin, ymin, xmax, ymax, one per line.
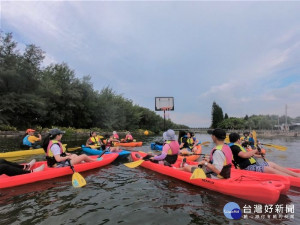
<box><xmin>26</xmin><ymin>129</ymin><xmax>35</xmax><ymax>133</ymax></box>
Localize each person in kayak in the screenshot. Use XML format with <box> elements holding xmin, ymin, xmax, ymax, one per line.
<box><xmin>22</xmin><ymin>129</ymin><xmax>42</xmax><ymax>149</ymax></box>
<box><xmin>104</xmin><ymin>134</ymin><xmax>120</xmax><ymax>152</ymax></box>
<box><xmin>0</xmin><ymin>158</ymin><xmax>44</xmax><ymax>176</ymax></box>
<box><xmin>43</xmin><ymin>128</ymin><xmax>98</xmax><ymax>168</ymax></box>
<box><xmin>179</xmin><ymin>132</ymin><xmax>200</xmax><ymax>155</ymax></box>
<box><xmin>121</xmin><ymin>131</ymin><xmax>134</xmax><ymax>143</ymax></box>
<box><xmin>241</xmin><ymin>131</ymin><xmax>251</xmax><ymax>147</ymax></box>
<box><xmin>178</xmin><ymin>128</ymin><xmax>232</xmax><ymax>179</ymax></box>
<box><xmin>137</xmin><ymin>129</ymin><xmax>180</xmax><ymax>166</ymax></box>
<box><xmin>229</xmin><ymin>132</ymin><xmax>300</xmax><ymax>177</ymax></box>
<box><xmin>112</xmin><ymin>131</ymin><xmax>119</xmax><ymax>140</ymax></box>
<box><xmin>247</xmin><ymin>132</ymin><xmax>255</xmax><ymax>149</ymax></box>
<box><xmin>86</xmin><ymin>131</ymin><xmax>104</xmax><ymax>148</ymax></box>
<box><xmin>178</xmin><ymin>130</ymin><xmax>187</xmax><ymax>148</ymax></box>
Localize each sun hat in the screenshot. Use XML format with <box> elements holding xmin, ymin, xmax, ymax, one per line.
<box><xmin>163</xmin><ymin>129</ymin><xmax>176</xmax><ymax>141</ymax></box>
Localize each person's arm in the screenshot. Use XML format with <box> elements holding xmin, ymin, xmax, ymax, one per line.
<box><xmin>238</xmin><ymin>149</ymin><xmax>258</xmax><ymax>158</ymax></box>
<box><xmin>199</xmin><ymin>159</ymin><xmax>220</xmax><ymax>175</ymax></box>
<box><xmin>86</xmin><ymin>139</ymin><xmax>91</xmax><ymax>147</ymax></box>
<box><xmin>153</xmin><ymin>152</ymin><xmax>167</xmax><ymax>161</ymax></box>
<box><xmin>193</xmin><ymin>138</ymin><xmax>199</xmax><ymax>147</ymax></box>
<box><xmin>152</xmin><ymin>144</ymin><xmax>169</xmax><ymax>160</ymax></box>
<box><xmin>37</xmin><ymin>134</ymin><xmax>42</xmax><ymax>141</ymax></box>
<box><xmin>51</xmin><ymin>145</ymin><xmax>71</xmax><ymax>162</ymax></box>
<box><xmin>199</xmin><ymin>151</ymin><xmax>224</xmax><ymax>175</ymax></box>
<box><xmin>54</xmin><ymin>154</ymin><xmax>71</xmax><ymax>162</ymax></box>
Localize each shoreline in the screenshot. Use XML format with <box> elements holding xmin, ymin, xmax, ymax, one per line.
<box><xmin>0</xmin><ymin>130</ymin><xmax>152</xmax><ymax>138</ymax></box>
<box><xmin>1</xmin><ymin>129</ymin><xmax>299</xmax><ymax>138</ymax></box>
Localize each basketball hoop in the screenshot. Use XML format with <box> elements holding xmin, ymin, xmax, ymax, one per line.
<box><xmin>160</xmin><ymin>107</ymin><xmax>171</xmax><ymax>111</ymax></box>
<box><xmin>155</xmin><ymin>97</ymin><xmax>174</xmax><ymax>111</ymax></box>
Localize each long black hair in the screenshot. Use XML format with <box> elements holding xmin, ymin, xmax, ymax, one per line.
<box><xmin>42</xmin><ymin>133</ymin><xmax>58</xmax><ymax>152</ymax></box>
<box><xmin>178</xmin><ymin>130</ymin><xmax>187</xmax><ymax>142</ymax></box>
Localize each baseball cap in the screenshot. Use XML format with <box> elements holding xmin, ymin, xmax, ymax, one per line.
<box><xmin>207</xmin><ymin>128</ymin><xmax>226</xmax><ymax>140</ymax></box>
<box><xmin>26</xmin><ymin>129</ymin><xmax>35</xmax><ymax>133</ymax></box>
<box><xmin>49</xmin><ymin>128</ymin><xmax>65</xmax><ymax>136</ymax></box>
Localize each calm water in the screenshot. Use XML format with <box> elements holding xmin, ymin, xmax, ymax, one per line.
<box><xmin>0</xmin><ymin>133</ymin><xmax>299</xmax><ymax>225</ymax></box>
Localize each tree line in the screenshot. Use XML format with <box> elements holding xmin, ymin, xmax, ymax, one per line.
<box><xmin>211</xmin><ymin>101</ymin><xmax>300</xmax><ymax>130</ymax></box>
<box><xmin>0</xmin><ymin>32</ymin><xmax>188</xmax><ymax>132</ymax></box>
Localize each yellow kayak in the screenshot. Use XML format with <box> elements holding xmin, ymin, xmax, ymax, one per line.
<box><xmin>0</xmin><ymin>144</ymin><xmax>73</xmax><ymax>158</ymax></box>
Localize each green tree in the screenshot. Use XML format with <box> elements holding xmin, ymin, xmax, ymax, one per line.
<box><xmin>224</xmin><ymin>113</ymin><xmax>229</xmax><ymax>119</ymax></box>
<box><xmin>211</xmin><ymin>101</ymin><xmax>224</xmax><ymax>128</ymax></box>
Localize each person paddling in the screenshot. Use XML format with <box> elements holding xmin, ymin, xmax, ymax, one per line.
<box><xmin>22</xmin><ymin>129</ymin><xmax>42</xmax><ymax>149</ymax></box>
<box><xmin>122</xmin><ymin>131</ymin><xmax>134</xmax><ymax>143</ymax></box>
<box><xmin>136</xmin><ymin>129</ymin><xmax>180</xmax><ymax>166</ymax></box>
<box><xmin>229</xmin><ymin>132</ymin><xmax>300</xmax><ymax>177</ymax></box>
<box><xmin>103</xmin><ymin>134</ymin><xmax>120</xmax><ymax>152</ymax></box>
<box><xmin>179</xmin><ymin>132</ymin><xmax>199</xmax><ymax>155</ymax></box>
<box><xmin>43</xmin><ymin>128</ymin><xmax>98</xmax><ymax>168</ymax></box>
<box><xmin>86</xmin><ymin>131</ymin><xmax>103</xmax><ymax>148</ymax></box>
<box><xmin>178</xmin><ymin>128</ymin><xmax>232</xmax><ymax>179</ymax></box>
<box><xmin>112</xmin><ymin>131</ymin><xmax>119</xmax><ymax>140</ymax></box>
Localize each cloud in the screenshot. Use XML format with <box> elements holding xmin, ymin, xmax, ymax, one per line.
<box><xmin>2</xmin><ymin>1</ymin><xmax>300</xmax><ymax>127</ymax></box>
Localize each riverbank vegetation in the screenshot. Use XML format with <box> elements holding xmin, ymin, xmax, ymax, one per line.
<box><xmin>0</xmin><ymin>32</ymin><xmax>188</xmax><ymax>133</ymax></box>
<box><xmin>211</xmin><ymin>101</ymin><xmax>300</xmax><ymax>130</ymax></box>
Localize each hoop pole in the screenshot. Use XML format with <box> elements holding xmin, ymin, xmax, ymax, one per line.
<box><xmin>164</xmin><ymin>110</ymin><xmax>166</xmax><ymax>131</ymax></box>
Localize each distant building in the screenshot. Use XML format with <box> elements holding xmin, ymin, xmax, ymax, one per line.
<box><xmin>275</xmin><ymin>123</ymin><xmax>300</xmax><ymax>131</ymax></box>
<box><xmin>289</xmin><ymin>123</ymin><xmax>300</xmax><ymax>131</ymax></box>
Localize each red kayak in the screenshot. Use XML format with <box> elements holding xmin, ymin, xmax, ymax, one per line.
<box><xmin>130</xmin><ymin>152</ymin><xmax>290</xmax><ymax>204</ymax></box>
<box><xmin>232</xmin><ymin>167</ymin><xmax>300</xmax><ymax>187</ymax></box>
<box><xmin>0</xmin><ymin>154</ymin><xmax>118</xmax><ymax>189</ymax></box>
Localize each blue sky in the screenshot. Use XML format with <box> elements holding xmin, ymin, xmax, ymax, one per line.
<box><xmin>1</xmin><ymin>1</ymin><xmax>300</xmax><ymax>127</ymax></box>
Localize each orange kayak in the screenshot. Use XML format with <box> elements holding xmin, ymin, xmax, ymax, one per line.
<box><xmin>178</xmin><ymin>145</ymin><xmax>202</xmax><ymax>162</ymax></box>
<box><xmin>114</xmin><ymin>142</ymin><xmax>143</xmax><ymax>147</ymax></box>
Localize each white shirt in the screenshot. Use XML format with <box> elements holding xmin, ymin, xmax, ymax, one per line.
<box><xmin>51</xmin><ymin>144</ymin><xmax>61</xmax><ymax>156</ymax></box>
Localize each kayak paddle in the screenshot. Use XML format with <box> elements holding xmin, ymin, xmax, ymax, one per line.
<box><xmin>124</xmin><ymin>159</ymin><xmax>145</xmax><ymax>168</ymax></box>
<box><xmin>124</xmin><ymin>152</ymin><xmax>149</xmax><ymax>168</ymax></box>
<box><xmin>67</xmin><ymin>146</ymin><xmax>82</xmax><ymax>152</ymax></box>
<box><xmin>253</xmin><ymin>130</ymin><xmax>257</xmax><ymax>147</ymax></box>
<box><xmin>252</xmin><ymin>130</ymin><xmax>286</xmax><ymax>151</ymax></box>
<box><xmin>69</xmin><ymin>150</ymin><xmax>107</xmax><ymax>188</ymax></box>
<box><xmin>199</xmin><ymin>141</ymin><xmax>210</xmax><ymax>145</ymax></box>
<box><xmin>190</xmin><ymin>167</ymin><xmax>207</xmax><ymax>179</ymax></box>
<box><xmin>260</xmin><ymin>143</ymin><xmax>287</xmax><ymax>151</ymax></box>
<box><xmin>68</xmin><ymin>160</ymin><xmax>87</xmax><ymax>188</ymax></box>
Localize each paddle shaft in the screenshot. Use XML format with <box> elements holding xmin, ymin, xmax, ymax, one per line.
<box><xmin>98</xmin><ymin>150</ymin><xmax>107</xmax><ymax>158</ymax></box>
<box><xmin>67</xmin><ymin>159</ymin><xmax>76</xmax><ymax>173</ymax></box>
<box><xmin>257</xmin><ymin>146</ymin><xmax>266</xmax><ymax>162</ymax></box>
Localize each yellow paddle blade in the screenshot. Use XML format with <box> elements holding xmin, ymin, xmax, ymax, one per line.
<box><xmin>67</xmin><ymin>146</ymin><xmax>81</xmax><ymax>152</ymax></box>
<box><xmin>252</xmin><ymin>130</ymin><xmax>257</xmax><ymax>146</ymax></box>
<box><xmin>124</xmin><ymin>160</ymin><xmax>145</xmax><ymax>168</ymax></box>
<box><xmin>201</xmin><ymin>141</ymin><xmax>210</xmax><ymax>145</ymax></box>
<box><xmin>190</xmin><ymin>168</ymin><xmax>207</xmax><ymax>179</ymax></box>
<box><xmin>262</xmin><ymin>143</ymin><xmax>287</xmax><ymax>151</ymax></box>
<box><xmin>72</xmin><ymin>172</ymin><xmax>86</xmax><ymax>188</ymax></box>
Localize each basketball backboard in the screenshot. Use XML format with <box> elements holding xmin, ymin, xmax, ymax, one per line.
<box><xmin>155</xmin><ymin>97</ymin><xmax>174</xmax><ymax>111</ymax></box>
